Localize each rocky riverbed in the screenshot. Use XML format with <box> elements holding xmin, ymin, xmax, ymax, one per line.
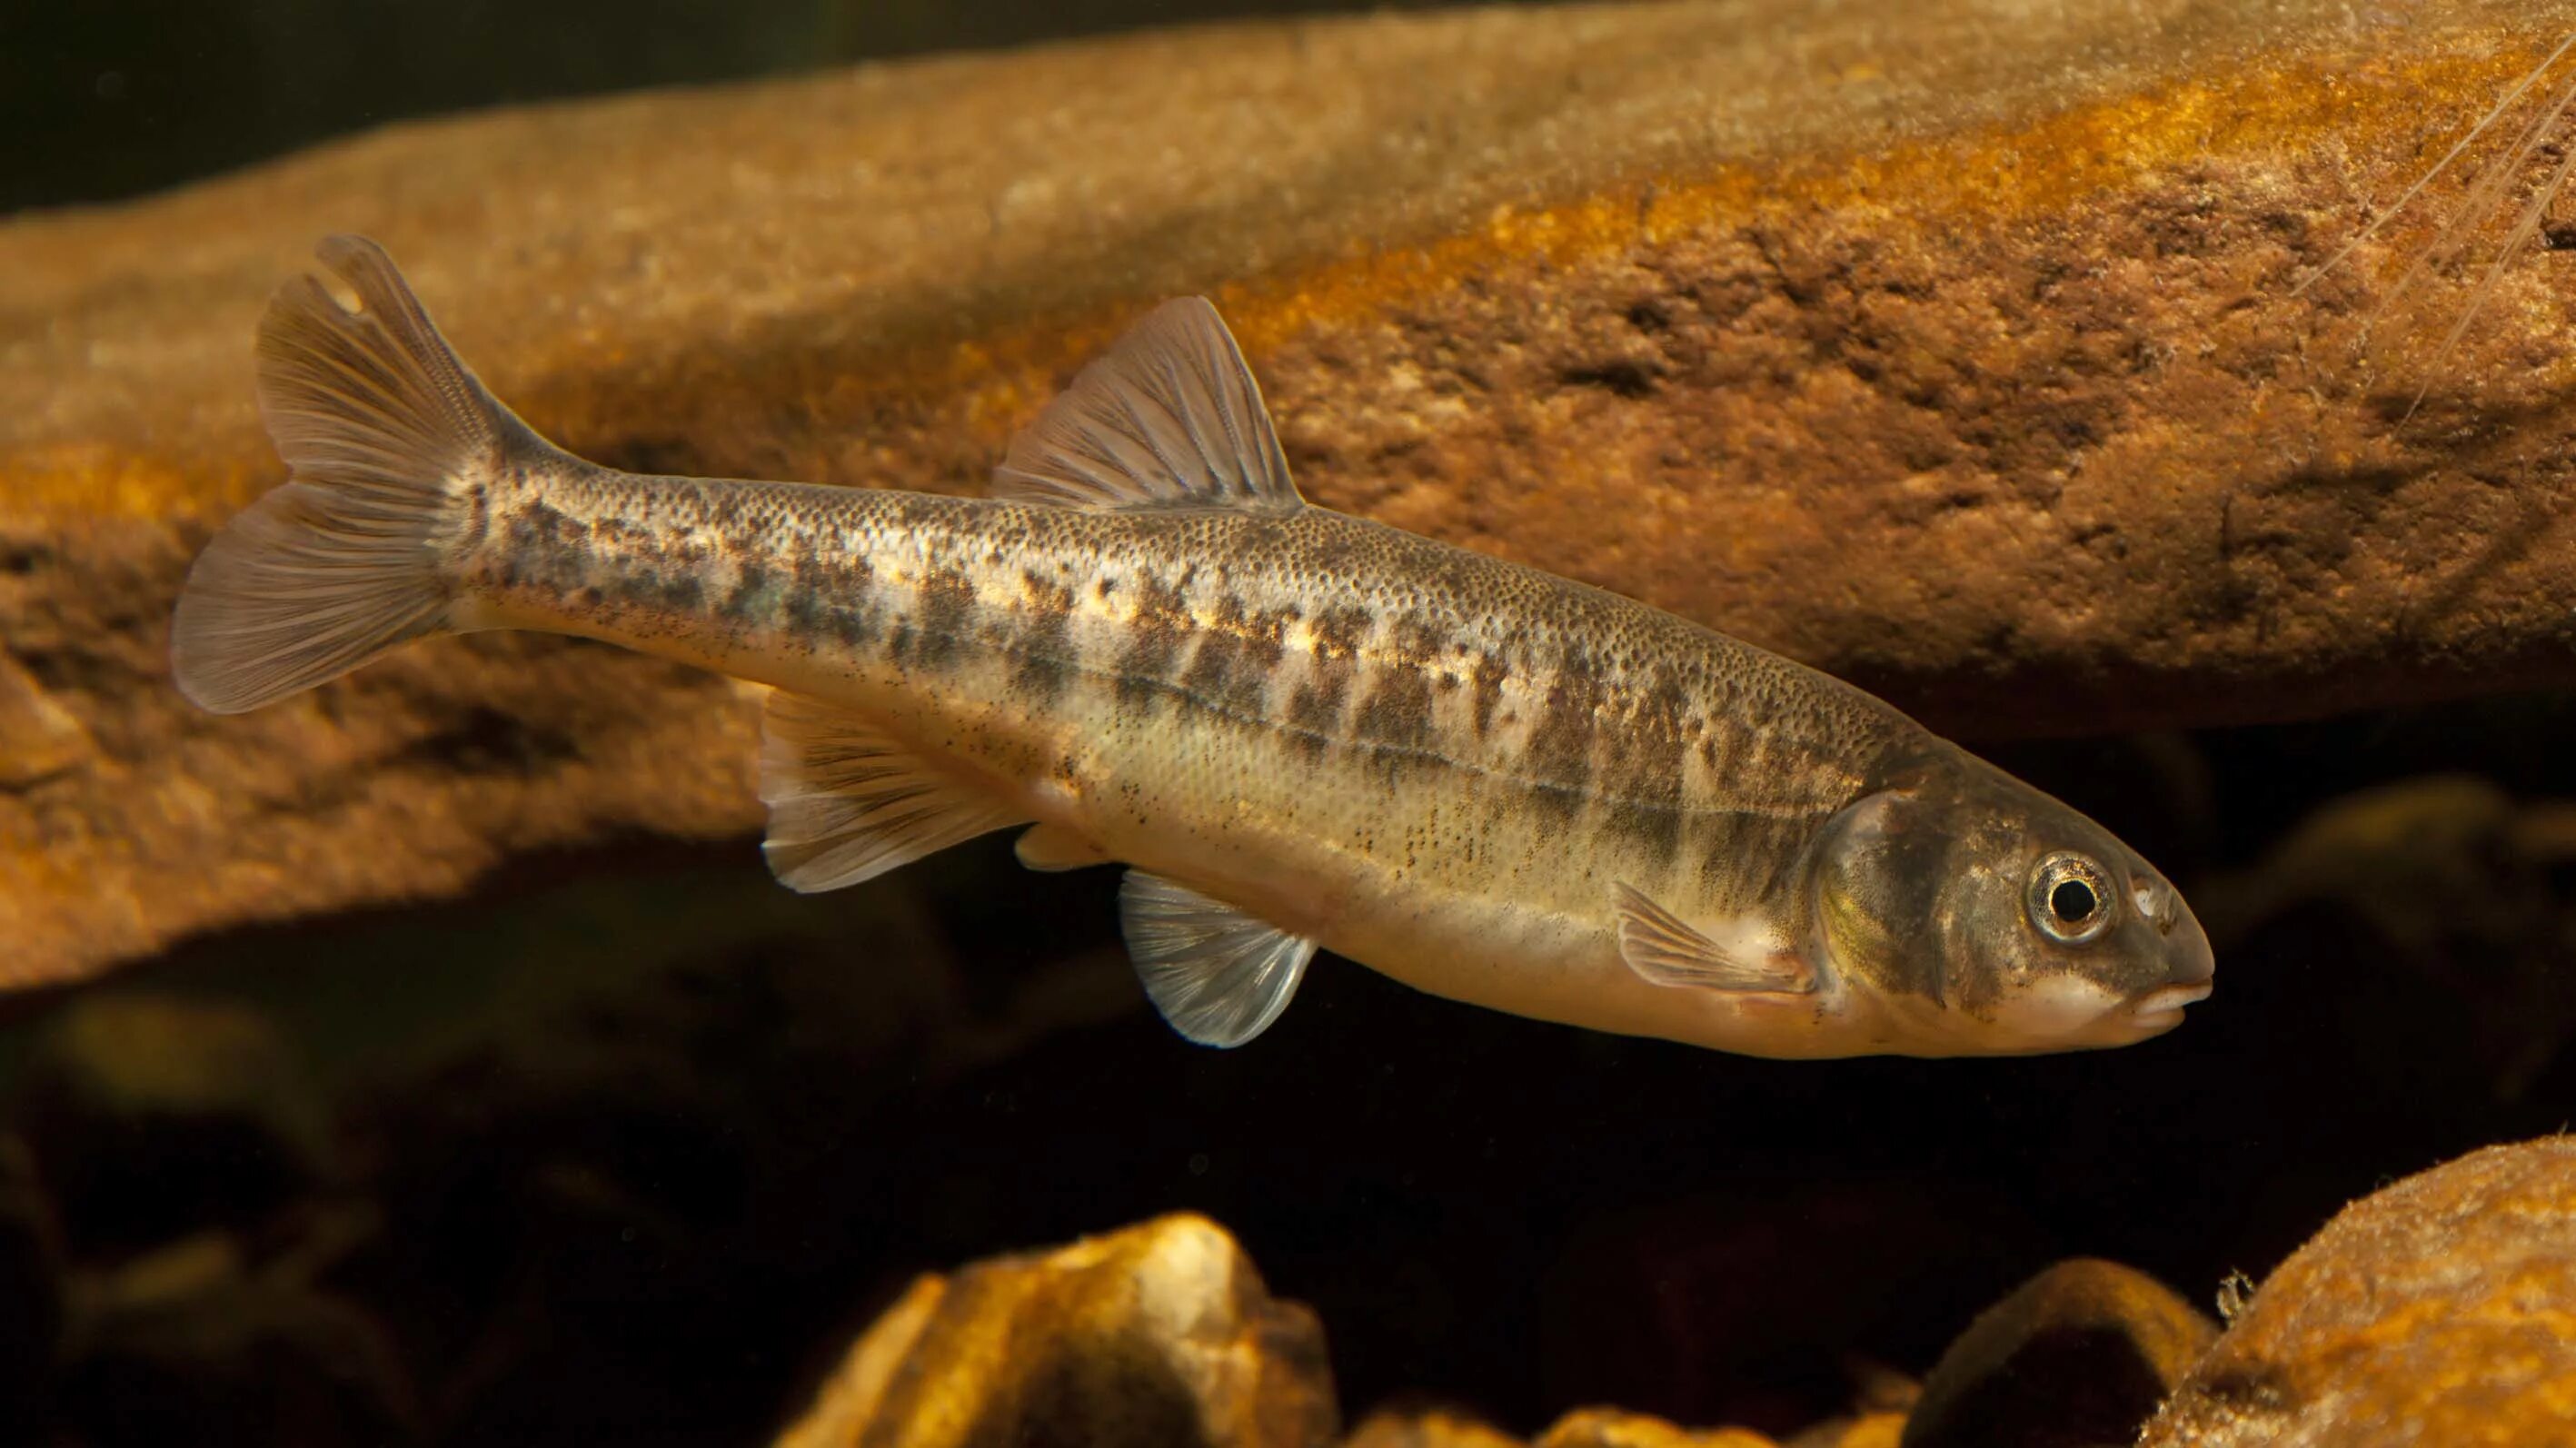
<box><xmin>5</xmin><ymin>2</ymin><xmax>2575</xmax><ymax>1443</ymax></box>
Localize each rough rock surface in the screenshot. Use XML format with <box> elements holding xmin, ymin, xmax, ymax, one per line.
<box><xmin>1345</xmin><ymin>1410</ymin><xmax>1907</xmax><ymax>1448</ymax></box>
<box><xmin>772</xmin><ymin>1212</ymin><xmax>1338</xmax><ymax>1448</ymax></box>
<box><xmin>1531</xmin><ymin>1410</ymin><xmax>1782</xmax><ymax>1447</ymax></box>
<box><xmin>769</xmin><ymin>1212</ymin><xmax>1925</xmax><ymax>1448</ymax></box>
<box><xmin>2140</xmin><ymin>1136</ymin><xmax>2576</xmax><ymax>1446</ymax></box>
<box><xmin>1347</xmin><ymin>1407</ymin><xmax>1800</xmax><ymax>1447</ymax></box>
<box><xmin>1899</xmin><ymin>1257</ymin><xmax>2216</xmax><ymax>1448</ymax></box>
<box><xmin>8</xmin><ymin>0</ymin><xmax>2576</xmax><ymax>981</ymax></box>
<box><xmin>1347</xmin><ymin>1409</ymin><xmax>1529</xmax><ymax>1448</ymax></box>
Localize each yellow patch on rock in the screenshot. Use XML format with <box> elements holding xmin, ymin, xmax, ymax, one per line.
<box><xmin>774</xmin><ymin>1213</ymin><xmax>1337</xmax><ymax>1448</ymax></box>
<box><xmin>2141</xmin><ymin>1136</ymin><xmax>2576</xmax><ymax>1445</ymax></box>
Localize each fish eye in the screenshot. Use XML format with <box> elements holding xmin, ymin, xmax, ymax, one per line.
<box><xmin>2027</xmin><ymin>852</ymin><xmax>2114</xmax><ymax>946</ymax></box>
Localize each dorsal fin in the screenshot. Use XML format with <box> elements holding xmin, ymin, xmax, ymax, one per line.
<box><xmin>990</xmin><ymin>297</ymin><xmax>1306</xmax><ymax>514</ymax></box>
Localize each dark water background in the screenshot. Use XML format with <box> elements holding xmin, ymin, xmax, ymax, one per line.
<box><xmin>8</xmin><ymin>4</ymin><xmax>2576</xmax><ymax>1445</ymax></box>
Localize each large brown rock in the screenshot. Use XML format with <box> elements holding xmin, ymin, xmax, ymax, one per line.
<box><xmin>773</xmin><ymin>1212</ymin><xmax>1338</xmax><ymax>1448</ymax></box>
<box><xmin>2140</xmin><ymin>1136</ymin><xmax>2576</xmax><ymax>1445</ymax></box>
<box><xmin>7</xmin><ymin>0</ymin><xmax>2575</xmax><ymax>982</ymax></box>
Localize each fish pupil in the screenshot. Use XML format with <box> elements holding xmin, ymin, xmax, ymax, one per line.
<box><xmin>2049</xmin><ymin>879</ymin><xmax>2098</xmax><ymax>924</ymax></box>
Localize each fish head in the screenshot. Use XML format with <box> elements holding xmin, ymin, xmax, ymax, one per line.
<box><xmin>1805</xmin><ymin>750</ymin><xmax>2214</xmax><ymax>1056</ymax></box>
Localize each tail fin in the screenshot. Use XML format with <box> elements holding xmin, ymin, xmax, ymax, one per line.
<box><xmin>172</xmin><ymin>235</ymin><xmax>530</xmax><ymax>713</ymax></box>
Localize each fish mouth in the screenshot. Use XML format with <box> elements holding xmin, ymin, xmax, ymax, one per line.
<box><xmin>2126</xmin><ymin>981</ymin><xmax>2213</xmax><ymax>1030</ymax></box>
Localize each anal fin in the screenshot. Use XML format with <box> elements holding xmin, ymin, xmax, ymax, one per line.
<box><xmin>1118</xmin><ymin>871</ymin><xmax>1317</xmax><ymax>1047</ymax></box>
<box><xmin>759</xmin><ymin>690</ymin><xmax>1025</xmax><ymax>892</ymax></box>
<box><xmin>1612</xmin><ymin>883</ymin><xmax>1813</xmax><ymax>994</ymax></box>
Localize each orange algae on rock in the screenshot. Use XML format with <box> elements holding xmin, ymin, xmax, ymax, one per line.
<box><xmin>2141</xmin><ymin>1136</ymin><xmax>2576</xmax><ymax>1446</ymax></box>
<box><xmin>7</xmin><ymin>1</ymin><xmax>2576</xmax><ymax>982</ymax></box>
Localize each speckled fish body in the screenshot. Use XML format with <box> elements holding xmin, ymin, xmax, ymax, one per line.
<box><xmin>171</xmin><ymin>237</ymin><xmax>2217</xmax><ymax>1059</ymax></box>
<box><xmin>457</xmin><ymin>468</ymin><xmax>1912</xmax><ymax>1050</ymax></box>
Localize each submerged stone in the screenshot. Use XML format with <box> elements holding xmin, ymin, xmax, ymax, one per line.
<box><xmin>1900</xmin><ymin>1257</ymin><xmax>2216</xmax><ymax>1448</ymax></box>
<box><xmin>2140</xmin><ymin>1136</ymin><xmax>2576</xmax><ymax>1445</ymax></box>
<box><xmin>773</xmin><ymin>1212</ymin><xmax>1338</xmax><ymax>1448</ymax></box>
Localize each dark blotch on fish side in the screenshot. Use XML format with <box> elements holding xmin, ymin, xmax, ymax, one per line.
<box><xmin>1353</xmin><ymin>664</ymin><xmax>1437</xmax><ymax>761</ymax></box>
<box><xmin>1285</xmin><ymin>678</ymin><xmax>1348</xmax><ymax>755</ymax></box>
<box><xmin>1597</xmin><ymin>675</ymin><xmax>1693</xmax><ymax>859</ymax></box>
<box><xmin>1177</xmin><ymin>594</ymin><xmax>1288</xmax><ymax>721</ymax></box>
<box><xmin>494</xmin><ymin>501</ymin><xmax>592</xmax><ymax>595</ymax></box>
<box><xmin>1284</xmin><ymin>604</ymin><xmax>1373</xmax><ymax>754</ymax></box>
<box><xmin>1116</xmin><ymin>576</ymin><xmax>1196</xmax><ymax>709</ymax></box>
<box><xmin>784</xmin><ymin>550</ymin><xmax>880</xmax><ymax>650</ymax></box>
<box><xmin>1180</xmin><ymin>630</ymin><xmax>1256</xmax><ymax>717</ymax></box>
<box><xmin>1349</xmin><ymin>617</ymin><xmax>1453</xmax><ymax>766</ymax></box>
<box><xmin>1010</xmin><ymin>570</ymin><xmax>1078</xmax><ymax>706</ymax></box>
<box><xmin>1524</xmin><ymin>668</ymin><xmax>1605</xmax><ymax>821</ymax></box>
<box><xmin>906</xmin><ymin>567</ymin><xmax>978</xmax><ymax>672</ymax></box>
<box><xmin>1469</xmin><ymin>651</ymin><xmax>1509</xmax><ymax>739</ymax></box>
<box><xmin>1311</xmin><ymin>606</ymin><xmax>1372</xmax><ymax>661</ymax></box>
<box><xmin>643</xmin><ymin>569</ymin><xmax>705</xmax><ymax>613</ymax></box>
<box><xmin>721</xmin><ymin>560</ymin><xmax>776</xmax><ymax>623</ymax></box>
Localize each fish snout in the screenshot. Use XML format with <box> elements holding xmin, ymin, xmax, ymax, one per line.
<box><xmin>2163</xmin><ymin>896</ymin><xmax>2216</xmax><ymax>987</ymax></box>
<box><xmin>2131</xmin><ymin>870</ymin><xmax>2214</xmax><ymax>981</ymax></box>
<box><xmin>2127</xmin><ymin>897</ymin><xmax>2215</xmax><ymax>1034</ymax></box>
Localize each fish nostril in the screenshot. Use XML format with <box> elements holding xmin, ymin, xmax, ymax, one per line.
<box><xmin>2133</xmin><ymin>882</ymin><xmax>2175</xmax><ymax>936</ymax></box>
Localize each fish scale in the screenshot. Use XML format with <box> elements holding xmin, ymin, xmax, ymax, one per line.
<box><xmin>169</xmin><ymin>236</ymin><xmax>2216</xmax><ymax>1059</ymax></box>
<box><xmin>467</xmin><ymin>463</ymin><xmax>1887</xmax><ymax>919</ymax></box>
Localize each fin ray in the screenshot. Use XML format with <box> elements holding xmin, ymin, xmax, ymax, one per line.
<box><xmin>1118</xmin><ymin>871</ymin><xmax>1316</xmax><ymax>1046</ymax></box>
<box><xmin>759</xmin><ymin>692</ymin><xmax>1026</xmax><ymax>892</ymax></box>
<box><xmin>2292</xmin><ymin>32</ymin><xmax>2576</xmax><ymax>295</ymax></box>
<box><xmin>990</xmin><ymin>298</ymin><xmax>1304</xmax><ymax>514</ymax></box>
<box><xmin>1612</xmin><ymin>883</ymin><xmax>1812</xmax><ymax>994</ymax></box>
<box><xmin>173</xmin><ymin>234</ymin><xmax>544</xmax><ymax>713</ymax></box>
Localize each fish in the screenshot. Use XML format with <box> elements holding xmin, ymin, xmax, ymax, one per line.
<box><xmin>170</xmin><ymin>236</ymin><xmax>2214</xmax><ymax>1059</ymax></box>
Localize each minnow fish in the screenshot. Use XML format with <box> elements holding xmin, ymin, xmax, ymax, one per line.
<box><xmin>171</xmin><ymin>237</ymin><xmax>2214</xmax><ymax>1057</ymax></box>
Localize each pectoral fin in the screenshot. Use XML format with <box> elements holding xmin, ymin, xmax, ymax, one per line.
<box><xmin>1118</xmin><ymin>871</ymin><xmax>1317</xmax><ymax>1047</ymax></box>
<box><xmin>1612</xmin><ymin>883</ymin><xmax>1814</xmax><ymax>994</ymax></box>
<box><xmin>759</xmin><ymin>691</ymin><xmax>1026</xmax><ymax>892</ymax></box>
